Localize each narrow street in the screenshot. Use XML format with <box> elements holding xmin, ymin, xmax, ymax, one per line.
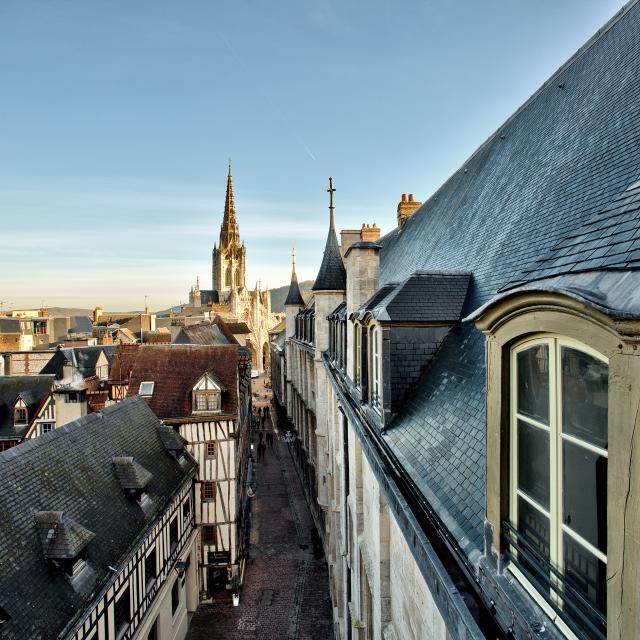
<box><xmin>186</xmin><ymin>375</ymin><xmax>333</xmax><ymax>640</ymax></box>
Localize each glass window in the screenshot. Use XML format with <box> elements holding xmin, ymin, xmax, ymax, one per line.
<box><xmin>171</xmin><ymin>579</ymin><xmax>180</xmax><ymax>615</ymax></box>
<box><xmin>511</xmin><ymin>337</ymin><xmax>608</xmax><ymax>635</ymax></box>
<box><xmin>114</xmin><ymin>587</ymin><xmax>131</xmax><ymax>638</ymax></box>
<box><xmin>14</xmin><ymin>407</ymin><xmax>27</xmax><ymax>425</ymax></box>
<box><xmin>139</xmin><ymin>381</ymin><xmax>154</xmax><ymax>397</ymax></box>
<box><xmin>202</xmin><ymin>482</ymin><xmax>216</xmax><ymax>502</ymax></box>
<box><xmin>206</xmin><ymin>442</ymin><xmax>216</xmax><ymax>458</ymax></box>
<box><xmin>354</xmin><ymin>324</ymin><xmax>361</xmax><ymax>387</ymax></box>
<box><xmin>145</xmin><ymin>547</ymin><xmax>157</xmax><ymax>588</ymax></box>
<box><xmin>40</xmin><ymin>423</ymin><xmax>54</xmax><ymax>434</ymax></box>
<box><xmin>202</xmin><ymin>525</ymin><xmax>216</xmax><ymax>544</ymax></box>
<box><xmin>369</xmin><ymin>327</ymin><xmax>380</xmax><ymax>410</ymax></box>
<box><xmin>169</xmin><ymin>517</ymin><xmax>179</xmax><ymax>552</ymax></box>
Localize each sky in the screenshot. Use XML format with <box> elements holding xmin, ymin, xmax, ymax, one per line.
<box><xmin>0</xmin><ymin>0</ymin><xmax>628</xmax><ymax>311</ymax></box>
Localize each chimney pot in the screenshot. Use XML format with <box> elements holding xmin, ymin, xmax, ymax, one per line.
<box><xmin>401</xmin><ymin>193</ymin><xmax>407</xmax><ymax>202</ymax></box>
<box><xmin>409</xmin><ymin>194</ymin><xmax>414</xmax><ymax>202</ymax></box>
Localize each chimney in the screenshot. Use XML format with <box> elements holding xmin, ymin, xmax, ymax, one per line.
<box><xmin>39</xmin><ymin>307</ymin><xmax>49</xmax><ymax>318</ymax></box>
<box><xmin>340</xmin><ymin>229</ymin><xmax>361</xmax><ymax>257</ymax></box>
<box><xmin>397</xmin><ymin>193</ymin><xmax>422</xmax><ymax>228</ymax></box>
<box><xmin>93</xmin><ymin>307</ymin><xmax>103</xmax><ymax>323</ymax></box>
<box><xmin>62</xmin><ymin>359</ymin><xmax>74</xmax><ymax>381</ymax></box>
<box><xmin>360</xmin><ymin>223</ymin><xmax>380</xmax><ymax>243</ymax></box>
<box><xmin>344</xmin><ymin>224</ymin><xmax>382</xmax><ymax>377</ymax></box>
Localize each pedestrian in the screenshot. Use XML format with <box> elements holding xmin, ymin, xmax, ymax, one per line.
<box><xmin>258</xmin><ymin>441</ymin><xmax>266</xmax><ymax>461</ymax></box>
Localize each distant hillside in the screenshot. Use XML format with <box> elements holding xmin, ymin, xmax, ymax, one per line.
<box><xmin>270</xmin><ymin>280</ymin><xmax>314</xmax><ymax>313</ymax></box>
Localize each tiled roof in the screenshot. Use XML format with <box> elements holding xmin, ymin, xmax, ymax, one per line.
<box><xmin>363</xmin><ymin>271</ymin><xmax>471</xmax><ymax>323</ymax></box>
<box><xmin>376</xmin><ymin>1</ymin><xmax>640</xmax><ymax>553</ymax></box>
<box><xmin>0</xmin><ymin>397</ymin><xmax>196</xmax><ymax>640</ymax></box>
<box><xmin>110</xmin><ymin>344</ymin><xmax>247</xmax><ymax>419</ymax></box>
<box><xmin>41</xmin><ymin>346</ymin><xmax>115</xmax><ymax>379</ymax></box>
<box><xmin>312</xmin><ymin>222</ymin><xmax>346</xmax><ymax>291</ymax></box>
<box><xmin>0</xmin><ymin>375</ymin><xmax>54</xmax><ymax>440</ymax></box>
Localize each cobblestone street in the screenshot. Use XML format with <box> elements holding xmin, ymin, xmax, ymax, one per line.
<box><xmin>186</xmin><ymin>376</ymin><xmax>333</xmax><ymax>640</ymax></box>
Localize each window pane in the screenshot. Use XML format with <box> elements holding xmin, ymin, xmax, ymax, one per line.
<box><xmin>563</xmin><ymin>440</ymin><xmax>607</xmax><ymax>553</ymax></box>
<box><xmin>518</xmin><ymin>419</ymin><xmax>550</xmax><ymax>509</ymax></box>
<box><xmin>561</xmin><ymin>347</ymin><xmax>608</xmax><ymax>450</ymax></box>
<box><xmin>563</xmin><ymin>534</ymin><xmax>606</xmax><ymax>616</ymax></box>
<box><xmin>517</xmin><ymin>345</ymin><xmax>549</xmax><ymax>424</ymax></box>
<box><xmin>517</xmin><ymin>497</ymin><xmax>550</xmax><ymax>584</ymax></box>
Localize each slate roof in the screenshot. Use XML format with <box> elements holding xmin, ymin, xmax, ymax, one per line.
<box><xmin>312</xmin><ymin>219</ymin><xmax>347</xmax><ymax>291</ymax></box>
<box><xmin>41</xmin><ymin>346</ymin><xmax>116</xmax><ymax>379</ymax></box>
<box><xmin>361</xmin><ymin>271</ymin><xmax>471</xmax><ymax>323</ymax></box>
<box><xmin>174</xmin><ymin>322</ymin><xmax>231</xmax><ymax>346</ymax></box>
<box><xmin>200</xmin><ymin>289</ymin><xmax>220</xmax><ymax>305</ymax></box>
<box><xmin>110</xmin><ymin>344</ymin><xmax>246</xmax><ymax>418</ymax></box>
<box><xmin>112</xmin><ymin>456</ymin><xmax>153</xmax><ymax>490</ymax></box>
<box><xmin>284</xmin><ymin>273</ymin><xmax>305</xmax><ymax>306</ymax></box>
<box><xmin>34</xmin><ymin>511</ymin><xmax>95</xmax><ymax>560</ymax></box>
<box><xmin>351</xmin><ymin>283</ymin><xmax>398</xmax><ymax>321</ymax></box>
<box><xmin>0</xmin><ymin>397</ymin><xmax>196</xmax><ymax>640</ymax></box>
<box><xmin>0</xmin><ymin>318</ymin><xmax>22</xmax><ymax>334</ymax></box>
<box><xmin>70</xmin><ymin>316</ymin><xmax>93</xmax><ymax>335</ymax></box>
<box><xmin>0</xmin><ymin>375</ymin><xmax>54</xmax><ymax>440</ymax></box>
<box><xmin>375</xmin><ymin>1</ymin><xmax>640</xmax><ymax>554</ymax></box>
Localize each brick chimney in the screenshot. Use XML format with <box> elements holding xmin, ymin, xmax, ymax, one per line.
<box><xmin>397</xmin><ymin>193</ymin><xmax>422</xmax><ymax>228</ymax></box>
<box><xmin>360</xmin><ymin>223</ymin><xmax>380</xmax><ymax>242</ymax></box>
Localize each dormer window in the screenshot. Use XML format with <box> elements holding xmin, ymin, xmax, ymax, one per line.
<box><xmin>139</xmin><ymin>381</ymin><xmax>154</xmax><ymax>397</ymax></box>
<box><xmin>192</xmin><ymin>371</ymin><xmax>224</xmax><ymax>414</ymax></box>
<box><xmin>112</xmin><ymin>456</ymin><xmax>153</xmax><ymax>503</ymax></box>
<box><xmin>14</xmin><ymin>406</ymin><xmax>27</xmax><ymax>426</ymax></box>
<box><xmin>369</xmin><ymin>327</ymin><xmax>380</xmax><ymax>411</ymax></box>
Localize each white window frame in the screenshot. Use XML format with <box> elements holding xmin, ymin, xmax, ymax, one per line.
<box><xmin>139</xmin><ymin>381</ymin><xmax>155</xmax><ymax>397</ymax></box>
<box><xmin>509</xmin><ymin>334</ymin><xmax>608</xmax><ymax>634</ymax></box>
<box><xmin>354</xmin><ymin>323</ymin><xmax>361</xmax><ymax>388</ymax></box>
<box><xmin>369</xmin><ymin>327</ymin><xmax>381</xmax><ymax>412</ymax></box>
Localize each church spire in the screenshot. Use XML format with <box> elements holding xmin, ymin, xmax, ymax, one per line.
<box><xmin>220</xmin><ymin>162</ymin><xmax>239</xmax><ymax>247</ymax></box>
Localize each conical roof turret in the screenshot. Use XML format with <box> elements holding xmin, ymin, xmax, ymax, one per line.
<box><xmin>312</xmin><ymin>177</ymin><xmax>346</xmax><ymax>291</ymax></box>
<box><xmin>285</xmin><ymin>248</ymin><xmax>305</xmax><ymax>306</ymax></box>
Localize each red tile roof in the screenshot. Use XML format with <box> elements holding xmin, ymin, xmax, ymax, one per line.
<box><xmin>110</xmin><ymin>344</ymin><xmax>249</xmax><ymax>419</ymax></box>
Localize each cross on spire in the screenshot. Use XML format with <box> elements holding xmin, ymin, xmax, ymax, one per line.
<box><xmin>292</xmin><ymin>247</ymin><xmax>297</xmax><ymax>277</ymax></box>
<box><xmin>327</xmin><ymin>177</ymin><xmax>336</xmax><ymax>229</ymax></box>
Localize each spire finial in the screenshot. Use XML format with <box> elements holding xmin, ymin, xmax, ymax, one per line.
<box><xmin>292</xmin><ymin>247</ymin><xmax>298</xmax><ymax>279</ymax></box>
<box><xmin>327</xmin><ymin>177</ymin><xmax>336</xmax><ymax>230</ymax></box>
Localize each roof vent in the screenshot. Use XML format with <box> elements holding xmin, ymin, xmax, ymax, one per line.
<box><xmin>34</xmin><ymin>511</ymin><xmax>94</xmax><ymax>560</ymax></box>
<box><xmin>112</xmin><ymin>456</ymin><xmax>153</xmax><ymax>491</ymax></box>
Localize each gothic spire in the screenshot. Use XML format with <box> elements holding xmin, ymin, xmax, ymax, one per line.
<box><xmin>285</xmin><ymin>247</ymin><xmax>305</xmax><ymax>306</ymax></box>
<box><xmin>312</xmin><ymin>177</ymin><xmax>346</xmax><ymax>292</ymax></box>
<box><xmin>220</xmin><ymin>162</ymin><xmax>239</xmax><ymax>247</ymax></box>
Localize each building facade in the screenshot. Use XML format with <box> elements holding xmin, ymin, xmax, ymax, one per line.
<box><xmin>186</xmin><ymin>166</ymin><xmax>276</xmax><ymax>372</ymax></box>
<box><xmin>0</xmin><ymin>397</ymin><xmax>199</xmax><ymax>640</ymax></box>
<box><xmin>109</xmin><ymin>344</ymin><xmax>252</xmax><ymax>601</ymax></box>
<box><xmin>274</xmin><ymin>5</ymin><xmax>640</xmax><ymax>639</ymax></box>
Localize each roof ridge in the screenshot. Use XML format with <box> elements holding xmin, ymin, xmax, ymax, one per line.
<box><xmin>416</xmin><ymin>0</ymin><xmax>640</xmax><ymax>215</ymax></box>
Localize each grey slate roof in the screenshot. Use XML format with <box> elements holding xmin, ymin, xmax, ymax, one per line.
<box><xmin>41</xmin><ymin>346</ymin><xmax>116</xmax><ymax>379</ymax></box>
<box><xmin>174</xmin><ymin>322</ymin><xmax>230</xmax><ymax>346</ymax></box>
<box><xmin>0</xmin><ymin>375</ymin><xmax>54</xmax><ymax>440</ymax></box>
<box><xmin>312</xmin><ymin>221</ymin><xmax>347</xmax><ymax>291</ymax></box>
<box><xmin>0</xmin><ymin>396</ymin><xmax>197</xmax><ymax>640</ymax></box>
<box><xmin>284</xmin><ymin>273</ymin><xmax>305</xmax><ymax>306</ymax></box>
<box><xmin>70</xmin><ymin>316</ymin><xmax>93</xmax><ymax>335</ymax></box>
<box><xmin>362</xmin><ymin>271</ymin><xmax>471</xmax><ymax>323</ymax></box>
<box><xmin>34</xmin><ymin>511</ymin><xmax>95</xmax><ymax>560</ymax></box>
<box><xmin>112</xmin><ymin>456</ymin><xmax>153</xmax><ymax>490</ymax></box>
<box><xmin>351</xmin><ymin>283</ymin><xmax>398</xmax><ymax>321</ymax></box>
<box><xmin>0</xmin><ymin>318</ymin><xmax>22</xmax><ymax>333</ymax></box>
<box><xmin>376</xmin><ymin>1</ymin><xmax>640</xmax><ymax>554</ymax></box>
<box><xmin>505</xmin><ymin>178</ymin><xmax>640</xmax><ymax>290</ymax></box>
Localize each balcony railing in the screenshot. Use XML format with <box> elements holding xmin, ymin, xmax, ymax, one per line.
<box><xmin>501</xmin><ymin>520</ymin><xmax>606</xmax><ymax>640</ymax></box>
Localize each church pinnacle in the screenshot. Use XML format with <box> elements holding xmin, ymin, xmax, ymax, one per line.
<box><xmin>285</xmin><ymin>247</ymin><xmax>305</xmax><ymax>306</ymax></box>
<box><xmin>220</xmin><ymin>162</ymin><xmax>239</xmax><ymax>247</ymax></box>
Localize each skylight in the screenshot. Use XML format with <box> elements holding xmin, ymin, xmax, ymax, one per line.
<box><xmin>139</xmin><ymin>381</ymin><xmax>154</xmax><ymax>397</ymax></box>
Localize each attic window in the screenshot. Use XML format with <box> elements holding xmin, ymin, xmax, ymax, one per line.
<box><xmin>14</xmin><ymin>407</ymin><xmax>27</xmax><ymax>426</ymax></box>
<box><xmin>139</xmin><ymin>381</ymin><xmax>155</xmax><ymax>397</ymax></box>
<box><xmin>112</xmin><ymin>456</ymin><xmax>153</xmax><ymax>501</ymax></box>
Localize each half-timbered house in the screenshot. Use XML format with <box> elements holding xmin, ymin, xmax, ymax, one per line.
<box><xmin>109</xmin><ymin>344</ymin><xmax>252</xmax><ymax>600</ymax></box>
<box><xmin>0</xmin><ymin>396</ymin><xmax>199</xmax><ymax>640</ymax></box>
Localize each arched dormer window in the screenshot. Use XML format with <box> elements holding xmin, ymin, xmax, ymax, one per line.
<box><xmin>353</xmin><ymin>323</ymin><xmax>362</xmax><ymax>387</ymax></box>
<box><xmin>369</xmin><ymin>326</ymin><xmax>380</xmax><ymax>411</ymax></box>
<box><xmin>508</xmin><ymin>336</ymin><xmax>608</xmax><ymax>631</ymax></box>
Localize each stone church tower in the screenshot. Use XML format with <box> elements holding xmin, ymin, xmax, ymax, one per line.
<box><xmin>212</xmin><ymin>165</ymin><xmax>247</xmax><ymax>297</ymax></box>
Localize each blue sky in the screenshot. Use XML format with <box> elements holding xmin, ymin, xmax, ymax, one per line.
<box><xmin>0</xmin><ymin>0</ymin><xmax>627</xmax><ymax>310</ymax></box>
